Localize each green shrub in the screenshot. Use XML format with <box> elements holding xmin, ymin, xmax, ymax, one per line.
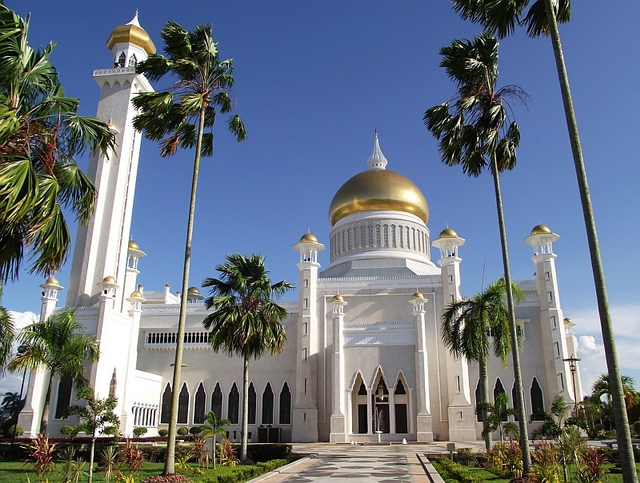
<box><xmin>189</xmin><ymin>426</ymin><xmax>203</xmax><ymax>436</ymax></box>
<box><xmin>246</xmin><ymin>443</ymin><xmax>292</xmax><ymax>462</ymax></box>
<box><xmin>435</xmin><ymin>457</ymin><xmax>483</xmax><ymax>483</ymax></box>
<box><xmin>5</xmin><ymin>424</ymin><xmax>23</xmax><ymax>437</ymax></box>
<box><xmin>133</xmin><ymin>427</ymin><xmax>148</xmax><ymax>437</ymax></box>
<box><xmin>177</xmin><ymin>427</ymin><xmax>189</xmax><ymax>436</ymax></box>
<box><xmin>158</xmin><ymin>429</ymin><xmax>168</xmax><ymax>437</ymax></box>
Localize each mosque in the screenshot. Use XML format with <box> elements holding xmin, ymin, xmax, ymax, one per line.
<box><xmin>19</xmin><ymin>14</ymin><xmax>582</xmax><ymax>443</ymax></box>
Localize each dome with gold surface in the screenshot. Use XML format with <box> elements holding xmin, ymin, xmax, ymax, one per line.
<box><xmin>329</xmin><ymin>134</ymin><xmax>429</xmax><ymax>226</ymax></box>
<box><xmin>107</xmin><ymin>12</ymin><xmax>156</xmax><ymax>55</ymax></box>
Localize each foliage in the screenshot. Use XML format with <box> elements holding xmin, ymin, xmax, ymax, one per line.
<box><xmin>436</xmin><ymin>457</ymin><xmax>483</xmax><ymax>483</ymax></box>
<box><xmin>142</xmin><ymin>475</ymin><xmax>193</xmax><ymax>483</ymax></box>
<box><xmin>0</xmin><ymin>307</ymin><xmax>15</xmax><ymax>371</ymax></box>
<box><xmin>99</xmin><ymin>445</ymin><xmax>119</xmax><ymax>483</ymax></box>
<box><xmin>531</xmin><ymin>440</ymin><xmax>560</xmax><ymax>483</ymax></box>
<box><xmin>9</xmin><ymin>309</ymin><xmax>99</xmax><ymax>434</ymax></box>
<box><xmin>0</xmin><ymin>4</ymin><xmax>114</xmax><ymax>282</ymax></box>
<box><xmin>478</xmin><ymin>392</ymin><xmax>516</xmax><ymax>442</ymax></box>
<box><xmin>133</xmin><ymin>427</ymin><xmax>148</xmax><ymax>438</ymax></box>
<box><xmin>484</xmin><ymin>441</ymin><xmax>523</xmax><ymax>479</ymax></box>
<box><xmin>217</xmin><ymin>439</ymin><xmax>239</xmax><ymax>467</ymax></box>
<box><xmin>201</xmin><ymin>410</ymin><xmax>230</xmax><ymax>469</ymax></box>
<box><xmin>57</xmin><ymin>446</ymin><xmax>87</xmax><ymax>483</ymax></box>
<box><xmin>120</xmin><ymin>439</ymin><xmax>145</xmax><ymax>473</ymax></box>
<box><xmin>202</xmin><ymin>253</ymin><xmax>293</xmax><ymax>461</ymax></box>
<box><xmin>177</xmin><ymin>427</ymin><xmax>189</xmax><ymax>436</ymax></box>
<box><xmin>578</xmin><ymin>447</ymin><xmax>609</xmax><ymax>483</ymax></box>
<box><xmin>246</xmin><ymin>443</ymin><xmax>292</xmax><ymax>463</ymax></box>
<box><xmin>22</xmin><ymin>434</ymin><xmax>56</xmax><ymax>481</ymax></box>
<box><xmin>158</xmin><ymin>429</ymin><xmax>168</xmax><ymax>437</ymax></box>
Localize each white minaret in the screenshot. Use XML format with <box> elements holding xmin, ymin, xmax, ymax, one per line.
<box><xmin>66</xmin><ymin>12</ymin><xmax>154</xmax><ymax>311</ymax></box>
<box><xmin>329</xmin><ymin>294</ymin><xmax>348</xmax><ymax>443</ymax></box>
<box><xmin>432</xmin><ymin>228</ymin><xmax>477</xmax><ymax>440</ymax></box>
<box><xmin>291</xmin><ymin>233</ymin><xmax>324</xmax><ymax>442</ymax></box>
<box><xmin>525</xmin><ymin>225</ymin><xmax>577</xmax><ymax>404</ymax></box>
<box><xmin>409</xmin><ymin>291</ymin><xmax>434</xmax><ymax>441</ymax></box>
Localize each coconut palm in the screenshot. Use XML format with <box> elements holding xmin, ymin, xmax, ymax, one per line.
<box><xmin>442</xmin><ymin>278</ymin><xmax>523</xmax><ymax>449</ymax></box>
<box><xmin>8</xmin><ymin>309</ymin><xmax>99</xmax><ymax>434</ymax></box>
<box><xmin>592</xmin><ymin>374</ymin><xmax>639</xmax><ymax>414</ymax></box>
<box><xmin>450</xmin><ymin>2</ymin><xmax>636</xmax><ymax>479</ymax></box>
<box><xmin>201</xmin><ymin>410</ymin><xmax>231</xmax><ymax>469</ymax></box>
<box><xmin>0</xmin><ymin>5</ymin><xmax>114</xmax><ymax>282</ymax></box>
<box><xmin>424</xmin><ymin>32</ymin><xmax>531</xmax><ymax>472</ymax></box>
<box><xmin>0</xmin><ymin>302</ymin><xmax>15</xmax><ymax>371</ymax></box>
<box><xmin>132</xmin><ymin>20</ymin><xmax>246</xmax><ymax>475</ymax></box>
<box><xmin>202</xmin><ymin>253</ymin><xmax>293</xmax><ymax>462</ymax></box>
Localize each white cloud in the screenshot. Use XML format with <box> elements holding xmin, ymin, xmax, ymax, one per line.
<box><xmin>574</xmin><ymin>303</ymin><xmax>640</xmax><ymax>395</ymax></box>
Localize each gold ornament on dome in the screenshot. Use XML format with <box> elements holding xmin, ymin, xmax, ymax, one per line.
<box><xmin>299</xmin><ymin>233</ymin><xmax>318</xmax><ymax>243</ymax></box>
<box><xmin>530</xmin><ymin>224</ymin><xmax>552</xmax><ymax>236</ymax></box>
<box><xmin>438</xmin><ymin>228</ymin><xmax>458</xmax><ymax>239</ymax></box>
<box><xmin>107</xmin><ymin>24</ymin><xmax>156</xmax><ymax>55</ymax></box>
<box><xmin>329</xmin><ymin>169</ymin><xmax>429</xmax><ymax>226</ymax></box>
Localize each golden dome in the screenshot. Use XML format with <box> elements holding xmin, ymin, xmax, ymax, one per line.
<box><xmin>329</xmin><ymin>169</ymin><xmax>429</xmax><ymax>226</ymax></box>
<box><xmin>103</xmin><ymin>275</ymin><xmax>117</xmax><ymax>284</ymax></box>
<box><xmin>299</xmin><ymin>233</ymin><xmax>318</xmax><ymax>243</ymax></box>
<box><xmin>107</xmin><ymin>15</ymin><xmax>156</xmax><ymax>55</ymax></box>
<box><xmin>128</xmin><ymin>240</ymin><xmax>140</xmax><ymax>250</ymax></box>
<box><xmin>563</xmin><ymin>317</ymin><xmax>573</xmax><ymax>325</ymax></box>
<box><xmin>438</xmin><ymin>228</ymin><xmax>458</xmax><ymax>239</ymax></box>
<box><xmin>412</xmin><ymin>291</ymin><xmax>425</xmax><ymax>300</ymax></box>
<box><xmin>332</xmin><ymin>294</ymin><xmax>344</xmax><ymax>303</ymax></box>
<box><xmin>45</xmin><ymin>277</ymin><xmax>60</xmax><ymax>285</ymax></box>
<box><xmin>531</xmin><ymin>224</ymin><xmax>552</xmax><ymax>236</ymax></box>
<box><xmin>130</xmin><ymin>291</ymin><xmax>143</xmax><ymax>299</ymax></box>
<box><xmin>187</xmin><ymin>287</ymin><xmax>201</xmax><ymax>295</ymax></box>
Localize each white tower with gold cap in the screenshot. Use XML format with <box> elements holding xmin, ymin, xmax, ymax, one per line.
<box><xmin>66</xmin><ymin>12</ymin><xmax>154</xmax><ymax>311</ymax></box>
<box><xmin>525</xmin><ymin>225</ymin><xmax>580</xmax><ymax>405</ymax></box>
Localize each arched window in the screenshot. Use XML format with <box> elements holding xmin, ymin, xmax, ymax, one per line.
<box><xmin>211</xmin><ymin>383</ymin><xmax>223</xmax><ymax>420</ymax></box>
<box><xmin>55</xmin><ymin>374</ymin><xmax>73</xmax><ymax>419</ymax></box>
<box><xmin>194</xmin><ymin>383</ymin><xmax>206</xmax><ymax>424</ymax></box>
<box><xmin>160</xmin><ymin>383</ymin><xmax>172</xmax><ymax>423</ymax></box>
<box><xmin>358</xmin><ymin>381</ymin><xmax>367</xmax><ymax>395</ymax></box>
<box><xmin>512</xmin><ymin>384</ymin><xmax>520</xmax><ymax>421</ymax></box>
<box><xmin>494</xmin><ymin>379</ymin><xmax>507</xmax><ymax>421</ymax></box>
<box><xmin>117</xmin><ymin>52</ymin><xmax>126</xmax><ymax>68</ymax></box>
<box><xmin>228</xmin><ymin>383</ymin><xmax>239</xmax><ymax>424</ymax></box>
<box><xmin>177</xmin><ymin>383</ymin><xmax>189</xmax><ymax>424</ymax></box>
<box><xmin>262</xmin><ymin>382</ymin><xmax>274</xmax><ymax>424</ymax></box>
<box><xmin>531</xmin><ymin>377</ymin><xmax>545</xmax><ymax>420</ymax></box>
<box><xmin>395</xmin><ymin>380</ymin><xmax>406</xmax><ymax>395</ymax></box>
<box><xmin>248</xmin><ymin>383</ymin><xmax>256</xmax><ymax>425</ymax></box>
<box><xmin>128</xmin><ymin>53</ymin><xmax>137</xmax><ymax>67</ymax></box>
<box><xmin>279</xmin><ymin>383</ymin><xmax>291</xmax><ymax>424</ymax></box>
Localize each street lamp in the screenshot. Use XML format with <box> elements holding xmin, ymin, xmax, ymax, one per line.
<box><xmin>564</xmin><ymin>354</ymin><xmax>581</xmax><ymax>416</ymax></box>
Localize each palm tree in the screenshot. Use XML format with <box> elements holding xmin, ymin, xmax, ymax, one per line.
<box><xmin>202</xmin><ymin>253</ymin><xmax>293</xmax><ymax>462</ymax></box>
<box><xmin>592</xmin><ymin>374</ymin><xmax>639</xmax><ymax>414</ymax></box>
<box><xmin>424</xmin><ymin>32</ymin><xmax>531</xmax><ymax>472</ymax></box>
<box><xmin>442</xmin><ymin>278</ymin><xmax>523</xmax><ymax>449</ymax></box>
<box><xmin>0</xmin><ymin>302</ymin><xmax>15</xmax><ymax>370</ymax></box>
<box><xmin>201</xmin><ymin>410</ymin><xmax>230</xmax><ymax>469</ymax></box>
<box><xmin>449</xmin><ymin>2</ymin><xmax>636</xmax><ymax>480</ymax></box>
<box><xmin>0</xmin><ymin>4</ymin><xmax>114</xmax><ymax>282</ymax></box>
<box><xmin>132</xmin><ymin>21</ymin><xmax>246</xmax><ymax>476</ymax></box>
<box><xmin>8</xmin><ymin>309</ymin><xmax>99</xmax><ymax>434</ymax></box>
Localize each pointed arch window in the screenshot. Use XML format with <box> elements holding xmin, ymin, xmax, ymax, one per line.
<box><xmin>395</xmin><ymin>379</ymin><xmax>406</xmax><ymax>395</ymax></box>
<box><xmin>194</xmin><ymin>383</ymin><xmax>206</xmax><ymax>424</ymax></box>
<box><xmin>279</xmin><ymin>383</ymin><xmax>291</xmax><ymax>424</ymax></box>
<box><xmin>128</xmin><ymin>53</ymin><xmax>137</xmax><ymax>67</ymax></box>
<box><xmin>177</xmin><ymin>383</ymin><xmax>189</xmax><ymax>424</ymax></box>
<box><xmin>248</xmin><ymin>383</ymin><xmax>256</xmax><ymax>424</ymax></box>
<box><xmin>358</xmin><ymin>381</ymin><xmax>367</xmax><ymax>395</ymax></box>
<box><xmin>117</xmin><ymin>52</ymin><xmax>126</xmax><ymax>68</ymax></box>
<box><xmin>228</xmin><ymin>383</ymin><xmax>239</xmax><ymax>424</ymax></box>
<box><xmin>531</xmin><ymin>377</ymin><xmax>545</xmax><ymax>420</ymax></box>
<box><xmin>55</xmin><ymin>374</ymin><xmax>73</xmax><ymax>419</ymax></box>
<box><xmin>262</xmin><ymin>383</ymin><xmax>274</xmax><ymax>424</ymax></box>
<box><xmin>160</xmin><ymin>383</ymin><xmax>172</xmax><ymax>423</ymax></box>
<box><xmin>494</xmin><ymin>379</ymin><xmax>507</xmax><ymax>421</ymax></box>
<box><xmin>211</xmin><ymin>383</ymin><xmax>223</xmax><ymax>420</ymax></box>
<box><xmin>511</xmin><ymin>384</ymin><xmax>520</xmax><ymax>421</ymax></box>
<box><xmin>475</xmin><ymin>383</ymin><xmax>483</xmax><ymax>422</ymax></box>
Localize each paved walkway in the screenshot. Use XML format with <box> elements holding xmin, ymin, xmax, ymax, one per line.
<box><xmin>250</xmin><ymin>441</ymin><xmax>487</xmax><ymax>482</ymax></box>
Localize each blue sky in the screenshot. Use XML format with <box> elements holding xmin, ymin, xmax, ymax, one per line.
<box><xmin>2</xmin><ymin>1</ymin><xmax>639</xmax><ymax>395</ymax></box>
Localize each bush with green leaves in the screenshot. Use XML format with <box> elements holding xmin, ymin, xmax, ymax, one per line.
<box><xmin>177</xmin><ymin>427</ymin><xmax>189</xmax><ymax>436</ymax></box>
<box><xmin>435</xmin><ymin>457</ymin><xmax>482</xmax><ymax>483</ymax></box>
<box><xmin>158</xmin><ymin>429</ymin><xmax>168</xmax><ymax>437</ymax></box>
<box><xmin>133</xmin><ymin>427</ymin><xmax>148</xmax><ymax>438</ymax></box>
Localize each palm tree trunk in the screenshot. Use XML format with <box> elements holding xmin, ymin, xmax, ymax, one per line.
<box><xmin>89</xmin><ymin>437</ymin><xmax>96</xmax><ymax>483</ymax></box>
<box><xmin>240</xmin><ymin>355</ymin><xmax>249</xmax><ymax>462</ymax></box>
<box><xmin>163</xmin><ymin>104</ymin><xmax>206</xmax><ymax>476</ymax></box>
<box><xmin>40</xmin><ymin>374</ymin><xmax>53</xmax><ymax>435</ymax></box>
<box><xmin>479</xmin><ymin>360</ymin><xmax>492</xmax><ymax>450</ymax></box>
<box><xmin>542</xmin><ymin>3</ymin><xmax>637</xmax><ymax>481</ymax></box>
<box><xmin>490</xmin><ymin>156</ymin><xmax>531</xmax><ymax>475</ymax></box>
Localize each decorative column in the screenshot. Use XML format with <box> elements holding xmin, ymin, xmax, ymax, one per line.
<box><xmin>122</xmin><ymin>290</ymin><xmax>146</xmax><ymax>435</ymax></box>
<box><xmin>410</xmin><ymin>291</ymin><xmax>433</xmax><ymax>442</ymax></box>
<box><xmin>329</xmin><ymin>294</ymin><xmax>348</xmax><ymax>442</ymax></box>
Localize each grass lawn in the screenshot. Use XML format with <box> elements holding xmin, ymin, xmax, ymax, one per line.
<box><xmin>0</xmin><ymin>460</ymin><xmax>283</xmax><ymax>482</ymax></box>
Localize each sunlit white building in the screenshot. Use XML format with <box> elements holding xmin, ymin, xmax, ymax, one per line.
<box><xmin>20</xmin><ymin>15</ymin><xmax>582</xmax><ymax>443</ymax></box>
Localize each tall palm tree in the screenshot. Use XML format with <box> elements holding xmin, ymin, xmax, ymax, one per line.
<box><xmin>592</xmin><ymin>374</ymin><xmax>639</xmax><ymax>413</ymax></box>
<box><xmin>442</xmin><ymin>279</ymin><xmax>523</xmax><ymax>449</ymax></box>
<box><xmin>0</xmin><ymin>301</ymin><xmax>15</xmax><ymax>371</ymax></box>
<box><xmin>132</xmin><ymin>21</ymin><xmax>246</xmax><ymax>476</ymax></box>
<box><xmin>449</xmin><ymin>2</ymin><xmax>637</xmax><ymax>480</ymax></box>
<box><xmin>424</xmin><ymin>33</ymin><xmax>531</xmax><ymax>473</ymax></box>
<box><xmin>202</xmin><ymin>253</ymin><xmax>293</xmax><ymax>462</ymax></box>
<box><xmin>8</xmin><ymin>309</ymin><xmax>99</xmax><ymax>434</ymax></box>
<box><xmin>0</xmin><ymin>4</ymin><xmax>114</xmax><ymax>282</ymax></box>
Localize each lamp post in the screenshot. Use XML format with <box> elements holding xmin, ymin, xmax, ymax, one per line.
<box><xmin>564</xmin><ymin>354</ymin><xmax>581</xmax><ymax>416</ymax></box>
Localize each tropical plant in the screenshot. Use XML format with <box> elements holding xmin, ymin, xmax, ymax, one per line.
<box><xmin>1</xmin><ymin>390</ymin><xmax>23</xmax><ymax>420</ymax></box>
<box><xmin>202</xmin><ymin>253</ymin><xmax>293</xmax><ymax>462</ymax></box>
<box><xmin>441</xmin><ymin>278</ymin><xmax>523</xmax><ymax>449</ymax></box>
<box><xmin>9</xmin><ymin>308</ymin><xmax>99</xmax><ymax>434</ymax></box>
<box><xmin>100</xmin><ymin>445</ymin><xmax>119</xmax><ymax>483</ymax></box>
<box><xmin>23</xmin><ymin>433</ymin><xmax>57</xmax><ymax>482</ymax></box>
<box><xmin>557</xmin><ymin>426</ymin><xmax>584</xmax><ymax>483</ymax></box>
<box><xmin>424</xmin><ymin>32</ymin><xmax>531</xmax><ymax>472</ymax></box>
<box><xmin>132</xmin><ymin>19</ymin><xmax>246</xmax><ymax>476</ymax></box>
<box><xmin>201</xmin><ymin>410</ymin><xmax>230</xmax><ymax>469</ymax></box>
<box><xmin>592</xmin><ymin>373</ymin><xmax>639</xmax><ymax>412</ymax></box>
<box><xmin>218</xmin><ymin>438</ymin><xmax>239</xmax><ymax>467</ymax></box>
<box><xmin>531</xmin><ymin>440</ymin><xmax>560</xmax><ymax>483</ymax></box>
<box><xmin>133</xmin><ymin>426</ymin><xmax>148</xmax><ymax>438</ymax></box>
<box><xmin>449</xmin><ymin>1</ymin><xmax>637</xmax><ymax>480</ymax></box>
<box><xmin>578</xmin><ymin>447</ymin><xmax>609</xmax><ymax>483</ymax></box>
<box><xmin>0</xmin><ymin>304</ymin><xmax>15</xmax><ymax>370</ymax></box>
<box><xmin>120</xmin><ymin>439</ymin><xmax>144</xmax><ymax>473</ymax></box>
<box><xmin>478</xmin><ymin>392</ymin><xmax>516</xmax><ymax>443</ymax></box>
<box><xmin>65</xmin><ymin>386</ymin><xmax>120</xmax><ymax>483</ymax></box>
<box><xmin>58</xmin><ymin>446</ymin><xmax>88</xmax><ymax>483</ymax></box>
<box><xmin>0</xmin><ymin>4</ymin><xmax>114</xmax><ymax>282</ymax></box>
